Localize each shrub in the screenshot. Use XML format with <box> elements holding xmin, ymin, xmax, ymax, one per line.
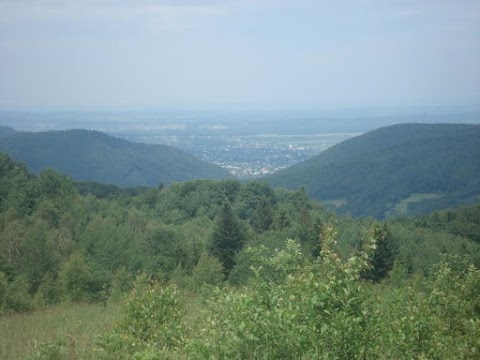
<box><xmin>0</xmin><ymin>272</ymin><xmax>33</xmax><ymax>313</ymax></box>
<box><xmin>96</xmin><ymin>275</ymin><xmax>185</xmax><ymax>359</ymax></box>
<box><xmin>59</xmin><ymin>252</ymin><xmax>92</xmax><ymax>303</ymax></box>
<box><xmin>185</xmin><ymin>228</ymin><xmax>377</xmax><ymax>359</ymax></box>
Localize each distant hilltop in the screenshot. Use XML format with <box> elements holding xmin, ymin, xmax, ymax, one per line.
<box><xmin>267</xmin><ymin>123</ymin><xmax>480</xmax><ymax>219</ymax></box>
<box><xmin>0</xmin><ymin>128</ymin><xmax>232</xmax><ymax>187</ymax></box>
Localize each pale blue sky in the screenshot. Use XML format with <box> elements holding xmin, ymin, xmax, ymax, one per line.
<box><xmin>0</xmin><ymin>0</ymin><xmax>479</xmax><ymax>110</ymax></box>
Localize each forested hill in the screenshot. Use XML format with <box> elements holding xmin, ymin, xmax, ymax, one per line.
<box><xmin>0</xmin><ymin>125</ymin><xmax>16</xmax><ymax>139</ymax></box>
<box><xmin>267</xmin><ymin>123</ymin><xmax>480</xmax><ymax>218</ymax></box>
<box><xmin>0</xmin><ymin>129</ymin><xmax>232</xmax><ymax>187</ymax></box>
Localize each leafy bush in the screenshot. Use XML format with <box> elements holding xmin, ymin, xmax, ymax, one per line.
<box><xmin>59</xmin><ymin>252</ymin><xmax>92</xmax><ymax>303</ymax></box>
<box><xmin>189</xmin><ymin>252</ymin><xmax>224</xmax><ymax>292</ymax></box>
<box><xmin>0</xmin><ymin>272</ymin><xmax>33</xmax><ymax>314</ymax></box>
<box><xmin>12</xmin><ymin>226</ymin><xmax>480</xmax><ymax>359</ymax></box>
<box><xmin>185</xmin><ymin>228</ymin><xmax>376</xmax><ymax>359</ymax></box>
<box><xmin>182</xmin><ymin>231</ymin><xmax>480</xmax><ymax>359</ymax></box>
<box><xmin>97</xmin><ymin>275</ymin><xmax>185</xmax><ymax>359</ymax></box>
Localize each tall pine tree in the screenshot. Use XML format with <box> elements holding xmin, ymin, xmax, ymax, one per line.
<box><xmin>210</xmin><ymin>202</ymin><xmax>245</xmax><ymax>275</ymax></box>
<box><xmin>252</xmin><ymin>195</ymin><xmax>273</xmax><ymax>233</ymax></box>
<box><xmin>363</xmin><ymin>224</ymin><xmax>397</xmax><ymax>282</ymax></box>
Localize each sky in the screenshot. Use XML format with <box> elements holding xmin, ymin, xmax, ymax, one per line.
<box><xmin>0</xmin><ymin>0</ymin><xmax>479</xmax><ymax>111</ymax></box>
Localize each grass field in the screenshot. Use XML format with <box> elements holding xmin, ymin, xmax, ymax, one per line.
<box><xmin>0</xmin><ymin>303</ymin><xmax>121</xmax><ymax>360</ymax></box>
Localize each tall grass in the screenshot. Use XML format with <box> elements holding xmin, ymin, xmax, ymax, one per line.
<box><xmin>0</xmin><ymin>303</ymin><xmax>121</xmax><ymax>360</ymax></box>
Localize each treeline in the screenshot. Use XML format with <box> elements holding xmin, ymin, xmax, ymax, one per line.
<box><xmin>1</xmin><ymin>152</ymin><xmax>480</xmax><ymax>316</ymax></box>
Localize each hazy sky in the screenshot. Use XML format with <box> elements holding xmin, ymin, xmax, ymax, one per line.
<box><xmin>0</xmin><ymin>0</ymin><xmax>479</xmax><ymax>110</ymax></box>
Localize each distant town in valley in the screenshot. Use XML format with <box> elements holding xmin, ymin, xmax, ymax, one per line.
<box><xmin>114</xmin><ymin>133</ymin><xmax>358</xmax><ymax>178</ymax></box>
<box><xmin>2</xmin><ymin>106</ymin><xmax>478</xmax><ymax>178</ymax></box>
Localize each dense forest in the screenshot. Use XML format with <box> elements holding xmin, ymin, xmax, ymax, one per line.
<box><xmin>0</xmin><ymin>129</ymin><xmax>231</xmax><ymax>187</ymax></box>
<box><xmin>268</xmin><ymin>123</ymin><xmax>480</xmax><ymax>218</ymax></box>
<box><xmin>1</xmin><ymin>152</ymin><xmax>480</xmax><ymax>358</ymax></box>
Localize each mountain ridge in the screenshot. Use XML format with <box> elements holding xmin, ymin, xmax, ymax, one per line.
<box><xmin>0</xmin><ymin>128</ymin><xmax>232</xmax><ymax>187</ymax></box>
<box><xmin>267</xmin><ymin>123</ymin><xmax>480</xmax><ymax>218</ymax></box>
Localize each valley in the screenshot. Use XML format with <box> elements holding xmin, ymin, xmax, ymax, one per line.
<box><xmin>113</xmin><ymin>132</ymin><xmax>359</xmax><ymax>177</ymax></box>
<box><xmin>2</xmin><ymin>108</ymin><xmax>477</xmax><ymax>179</ymax></box>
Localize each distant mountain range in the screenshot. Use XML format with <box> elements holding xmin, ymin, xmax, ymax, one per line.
<box><xmin>267</xmin><ymin>123</ymin><xmax>480</xmax><ymax>218</ymax></box>
<box><xmin>0</xmin><ymin>129</ymin><xmax>232</xmax><ymax>187</ymax></box>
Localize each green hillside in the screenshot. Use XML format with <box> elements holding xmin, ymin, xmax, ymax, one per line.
<box><xmin>0</xmin><ymin>129</ymin><xmax>232</xmax><ymax>187</ymax></box>
<box><xmin>267</xmin><ymin>123</ymin><xmax>480</xmax><ymax>218</ymax></box>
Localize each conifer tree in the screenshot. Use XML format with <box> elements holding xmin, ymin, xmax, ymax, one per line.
<box><xmin>364</xmin><ymin>224</ymin><xmax>397</xmax><ymax>282</ymax></box>
<box><xmin>210</xmin><ymin>202</ymin><xmax>245</xmax><ymax>275</ymax></box>
<box><xmin>253</xmin><ymin>195</ymin><xmax>273</xmax><ymax>233</ymax></box>
<box><xmin>311</xmin><ymin>217</ymin><xmax>325</xmax><ymax>258</ymax></box>
<box><xmin>274</xmin><ymin>208</ymin><xmax>290</xmax><ymax>230</ymax></box>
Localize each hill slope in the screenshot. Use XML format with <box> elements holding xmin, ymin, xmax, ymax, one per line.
<box><xmin>0</xmin><ymin>125</ymin><xmax>16</xmax><ymax>138</ymax></box>
<box><xmin>267</xmin><ymin>123</ymin><xmax>480</xmax><ymax>218</ymax></box>
<box><xmin>0</xmin><ymin>129</ymin><xmax>232</xmax><ymax>187</ymax></box>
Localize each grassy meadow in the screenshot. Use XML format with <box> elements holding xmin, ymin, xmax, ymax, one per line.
<box><xmin>0</xmin><ymin>303</ymin><xmax>121</xmax><ymax>360</ymax></box>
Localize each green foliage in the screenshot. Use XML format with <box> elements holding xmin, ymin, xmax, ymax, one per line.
<box><xmin>110</xmin><ymin>267</ymin><xmax>134</xmax><ymax>300</ymax></box>
<box><xmin>0</xmin><ymin>272</ymin><xmax>33</xmax><ymax>314</ymax></box>
<box><xmin>140</xmin><ymin>222</ymin><xmax>191</xmax><ymax>275</ymax></box>
<box><xmin>252</xmin><ymin>195</ymin><xmax>274</xmax><ymax>232</ymax></box>
<box><xmin>237</xmin><ymin>180</ymin><xmax>275</xmax><ymax>220</ymax></box>
<box><xmin>189</xmin><ymin>252</ymin><xmax>224</xmax><ymax>291</ymax></box>
<box><xmin>34</xmin><ymin>272</ymin><xmax>61</xmax><ymax>307</ymax></box>
<box><xmin>16</xmin><ymin>220</ymin><xmax>61</xmax><ymax>293</ymax></box>
<box><xmin>410</xmin><ymin>203</ymin><xmax>480</xmax><ymax>243</ymax></box>
<box><xmin>80</xmin><ymin>216</ymin><xmax>134</xmax><ymax>271</ymax></box>
<box><xmin>1</xmin><ymin>154</ymin><xmax>480</xmax><ymax>360</ymax></box>
<box><xmin>363</xmin><ymin>224</ymin><xmax>397</xmax><ymax>282</ymax></box>
<box><xmin>366</xmin><ymin>256</ymin><xmax>480</xmax><ymax>359</ymax></box>
<box><xmin>109</xmin><ymin>230</ymin><xmax>477</xmax><ymax>360</ymax></box>
<box><xmin>184</xmin><ymin>231</ymin><xmax>375</xmax><ymax>359</ymax></box>
<box><xmin>35</xmin><ymin>168</ymin><xmax>76</xmax><ymax>202</ymax></box>
<box><xmin>0</xmin><ymin>153</ymin><xmax>34</xmax><ymax>215</ymax></box>
<box><xmin>59</xmin><ymin>252</ymin><xmax>93</xmax><ymax>303</ymax></box>
<box><xmin>97</xmin><ymin>276</ymin><xmax>184</xmax><ymax>359</ymax></box>
<box><xmin>210</xmin><ymin>202</ymin><xmax>246</xmax><ymax>275</ymax></box>
<box><xmin>387</xmin><ymin>221</ymin><xmax>480</xmax><ymax>275</ymax></box>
